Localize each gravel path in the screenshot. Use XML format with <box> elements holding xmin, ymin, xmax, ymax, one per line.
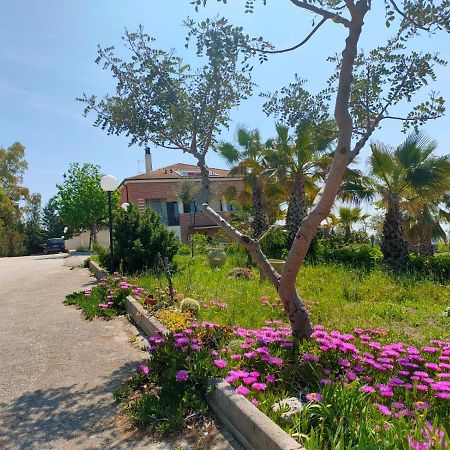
<box><xmin>0</xmin><ymin>254</ymin><xmax>235</xmax><ymax>449</ymax></box>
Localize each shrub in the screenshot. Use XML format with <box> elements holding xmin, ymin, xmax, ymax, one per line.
<box><xmin>93</xmin><ymin>241</ymin><xmax>110</xmax><ymax>269</ymax></box>
<box><xmin>259</xmin><ymin>226</ymin><xmax>288</xmax><ymax>260</ymax></box>
<box><xmin>409</xmin><ymin>252</ymin><xmax>450</xmax><ymax>282</ymax></box>
<box><xmin>315</xmin><ymin>240</ymin><xmax>383</xmax><ymax>269</ymax></box>
<box><xmin>180</xmin><ymin>298</ymin><xmax>201</xmax><ymax>317</ymax></box>
<box><xmin>114</xmin><ymin>203</ymin><xmax>179</xmax><ymax>274</ymax></box>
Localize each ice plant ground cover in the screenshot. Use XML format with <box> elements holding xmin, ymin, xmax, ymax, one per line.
<box><xmin>65</xmin><ymin>273</ymin><xmax>150</xmax><ymax>319</ymax></box>
<box><xmin>116</xmin><ymin>321</ymin><xmax>450</xmax><ymax>449</ymax></box>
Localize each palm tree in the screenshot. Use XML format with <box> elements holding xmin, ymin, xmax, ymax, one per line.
<box><xmin>265</xmin><ymin>122</ymin><xmax>335</xmax><ymax>247</ymax></box>
<box><xmin>404</xmin><ymin>203</ymin><xmax>448</xmax><ymax>256</ymax></box>
<box><xmin>218</xmin><ymin>128</ymin><xmax>278</xmax><ymax>239</ymax></box>
<box><xmin>337</xmin><ymin>206</ymin><xmax>368</xmax><ymax>240</ymax></box>
<box><xmin>368</xmin><ymin>132</ymin><xmax>450</xmax><ymax>270</ymax></box>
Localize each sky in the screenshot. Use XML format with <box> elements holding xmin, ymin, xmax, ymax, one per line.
<box><xmin>1</xmin><ymin>0</ymin><xmax>449</xmax><ymax>207</ymax></box>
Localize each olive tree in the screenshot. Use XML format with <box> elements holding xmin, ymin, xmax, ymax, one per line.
<box><xmin>195</xmin><ymin>0</ymin><xmax>449</xmax><ymax>339</ymax></box>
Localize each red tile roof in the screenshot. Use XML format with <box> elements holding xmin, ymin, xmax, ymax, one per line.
<box><xmin>125</xmin><ymin>163</ymin><xmax>230</xmax><ymax>181</ymax></box>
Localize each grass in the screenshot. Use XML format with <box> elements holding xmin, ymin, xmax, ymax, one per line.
<box><xmin>135</xmin><ymin>254</ymin><xmax>450</xmax><ymax>345</ymax></box>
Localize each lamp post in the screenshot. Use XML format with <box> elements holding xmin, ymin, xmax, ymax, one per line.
<box><xmin>100</xmin><ymin>174</ymin><xmax>119</xmax><ymax>272</ymax></box>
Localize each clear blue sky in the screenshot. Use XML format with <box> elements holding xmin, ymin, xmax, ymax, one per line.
<box><xmin>1</xmin><ymin>1</ymin><xmax>449</xmax><ymax>206</ymax></box>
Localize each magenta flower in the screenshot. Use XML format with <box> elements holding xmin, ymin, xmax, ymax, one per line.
<box><xmin>235</xmin><ymin>385</ymin><xmax>250</xmax><ymax>396</ymax></box>
<box><xmin>361</xmin><ymin>385</ymin><xmax>376</xmax><ymax>394</ymax></box>
<box><xmin>139</xmin><ymin>364</ymin><xmax>149</xmax><ymax>376</ymax></box>
<box><xmin>230</xmin><ymin>354</ymin><xmax>241</xmax><ymax>360</ymax></box>
<box><xmin>243</xmin><ymin>377</ymin><xmax>258</xmax><ymax>385</ymax></box>
<box><xmin>251</xmin><ymin>398</ymin><xmax>259</xmax><ymax>406</ymax></box>
<box><xmin>436</xmin><ymin>392</ymin><xmax>450</xmax><ymax>399</ymax></box>
<box><xmin>176</xmin><ymin>370</ymin><xmax>189</xmax><ymax>382</ymax></box>
<box><xmin>303</xmin><ymin>354</ymin><xmax>319</xmax><ymax>363</ymax></box>
<box><xmin>306</xmin><ymin>392</ymin><xmax>323</xmax><ymax>402</ymax></box>
<box><xmin>376</xmin><ymin>404</ymin><xmax>391</xmax><ymax>416</ymax></box>
<box><xmin>251</xmin><ymin>383</ymin><xmax>267</xmax><ymax>391</ymax></box>
<box><xmin>265</xmin><ymin>374</ymin><xmax>276</xmax><ymax>383</ymax></box>
<box><xmin>213</xmin><ymin>359</ymin><xmax>228</xmax><ymax>369</ymax></box>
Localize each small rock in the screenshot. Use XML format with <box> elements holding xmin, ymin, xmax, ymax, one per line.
<box><xmin>271</xmin><ymin>397</ymin><xmax>303</xmax><ymax>424</ymax></box>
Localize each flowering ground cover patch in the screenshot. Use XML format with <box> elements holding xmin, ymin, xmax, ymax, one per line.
<box><xmin>117</xmin><ymin>321</ymin><xmax>450</xmax><ymax>449</ymax></box>
<box><xmin>65</xmin><ymin>273</ymin><xmax>147</xmax><ymax>319</ymax></box>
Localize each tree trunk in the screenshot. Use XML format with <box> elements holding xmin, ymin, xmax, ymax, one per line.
<box><xmin>278</xmin><ymin>283</ymin><xmax>313</xmax><ymax>340</ymax></box>
<box><xmin>286</xmin><ymin>173</ymin><xmax>307</xmax><ymax>248</ymax></box>
<box><xmin>200</xmin><ymin>4</ymin><xmax>369</xmax><ymax>341</ymax></box>
<box><xmin>418</xmin><ymin>228</ymin><xmax>434</xmax><ymax>257</ymax></box>
<box><xmin>381</xmin><ymin>201</ymin><xmax>409</xmax><ymax>271</ymax></box>
<box><xmin>345</xmin><ymin>224</ymin><xmax>351</xmax><ymax>240</ymax></box>
<box><xmin>197</xmin><ymin>156</ymin><xmax>212</xmax><ymax>205</ymax></box>
<box><xmin>252</xmin><ymin>183</ymin><xmax>268</xmax><ymax>239</ymax></box>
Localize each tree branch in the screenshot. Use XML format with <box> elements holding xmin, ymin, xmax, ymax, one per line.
<box><xmin>289</xmin><ymin>0</ymin><xmax>351</xmax><ymax>27</ymax></box>
<box><xmin>201</xmin><ymin>203</ymin><xmax>281</xmax><ymax>287</ymax></box>
<box><xmin>389</xmin><ymin>0</ymin><xmax>432</xmax><ymax>32</ymax></box>
<box><xmin>248</xmin><ymin>17</ymin><xmax>328</xmax><ymax>54</ymax></box>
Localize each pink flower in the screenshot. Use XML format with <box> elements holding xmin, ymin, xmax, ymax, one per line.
<box><xmin>230</xmin><ymin>354</ymin><xmax>241</xmax><ymax>360</ymax></box>
<box><xmin>361</xmin><ymin>385</ymin><xmax>376</xmax><ymax>394</ymax></box>
<box><xmin>139</xmin><ymin>364</ymin><xmax>149</xmax><ymax>376</ymax></box>
<box><xmin>306</xmin><ymin>392</ymin><xmax>323</xmax><ymax>402</ymax></box>
<box><xmin>251</xmin><ymin>398</ymin><xmax>259</xmax><ymax>406</ymax></box>
<box><xmin>176</xmin><ymin>370</ymin><xmax>189</xmax><ymax>382</ymax></box>
<box><xmin>376</xmin><ymin>404</ymin><xmax>391</xmax><ymax>416</ymax></box>
<box><xmin>265</xmin><ymin>374</ymin><xmax>276</xmax><ymax>383</ymax></box>
<box><xmin>243</xmin><ymin>377</ymin><xmax>258</xmax><ymax>385</ymax></box>
<box><xmin>214</xmin><ymin>359</ymin><xmax>228</xmax><ymax>369</ymax></box>
<box><xmin>235</xmin><ymin>385</ymin><xmax>250</xmax><ymax>396</ymax></box>
<box><xmin>251</xmin><ymin>383</ymin><xmax>267</xmax><ymax>391</ymax></box>
<box><xmin>436</xmin><ymin>392</ymin><xmax>450</xmax><ymax>399</ymax></box>
<box><xmin>303</xmin><ymin>354</ymin><xmax>319</xmax><ymax>363</ymax></box>
<box><xmin>413</xmin><ymin>401</ymin><xmax>429</xmax><ymax>411</ymax></box>
<box><xmin>269</xmin><ymin>356</ymin><xmax>283</xmax><ymax>366</ymax></box>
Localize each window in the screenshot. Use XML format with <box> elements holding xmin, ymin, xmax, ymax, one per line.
<box><xmin>146</xmin><ymin>199</ymin><xmax>168</xmax><ymax>224</ymax></box>
<box><xmin>147</xmin><ymin>199</ymin><xmax>180</xmax><ymax>226</ymax></box>
<box><xmin>183</xmin><ymin>202</ymin><xmax>197</xmax><ymax>214</ymax></box>
<box><xmin>166</xmin><ymin>202</ymin><xmax>180</xmax><ymax>226</ymax></box>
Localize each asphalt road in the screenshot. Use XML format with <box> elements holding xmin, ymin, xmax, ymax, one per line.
<box><xmin>0</xmin><ymin>254</ymin><xmax>204</xmax><ymax>449</ymax></box>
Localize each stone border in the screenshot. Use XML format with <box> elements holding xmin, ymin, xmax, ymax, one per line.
<box><xmin>125</xmin><ymin>295</ymin><xmax>169</xmax><ymax>336</ymax></box>
<box><xmin>88</xmin><ymin>259</ymin><xmax>108</xmax><ymax>280</ymax></box>
<box><xmin>88</xmin><ymin>264</ymin><xmax>305</xmax><ymax>450</ymax></box>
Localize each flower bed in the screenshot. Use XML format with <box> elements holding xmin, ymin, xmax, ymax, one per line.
<box><xmin>117</xmin><ymin>320</ymin><xmax>450</xmax><ymax>449</ymax></box>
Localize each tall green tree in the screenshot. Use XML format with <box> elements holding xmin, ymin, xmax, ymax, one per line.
<box><xmin>24</xmin><ymin>193</ymin><xmax>43</xmax><ymax>255</ymax></box>
<box><xmin>79</xmin><ymin>21</ymin><xmax>252</xmax><ymax>205</ymax></box>
<box><xmin>0</xmin><ymin>142</ymin><xmax>30</xmax><ymax>256</ymax></box>
<box><xmin>337</xmin><ymin>206</ymin><xmax>368</xmax><ymax>241</ymax></box>
<box><xmin>42</xmin><ymin>195</ymin><xmax>66</xmax><ymax>240</ymax></box>
<box><xmin>368</xmin><ymin>132</ymin><xmax>450</xmax><ymax>270</ymax></box>
<box><xmin>218</xmin><ymin>128</ymin><xmax>276</xmax><ymax>239</ymax></box>
<box><xmin>56</xmin><ymin>163</ymin><xmax>110</xmax><ymax>248</ymax></box>
<box><xmin>0</xmin><ymin>142</ymin><xmax>29</xmax><ymax>203</ymax></box>
<box><xmin>0</xmin><ymin>187</ymin><xmax>25</xmax><ymax>257</ymax></box>
<box><xmin>265</xmin><ymin>123</ymin><xmax>335</xmax><ymax>247</ymax></box>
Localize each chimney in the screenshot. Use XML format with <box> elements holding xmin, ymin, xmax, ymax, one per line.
<box><xmin>145</xmin><ymin>148</ymin><xmax>153</xmax><ymax>172</ymax></box>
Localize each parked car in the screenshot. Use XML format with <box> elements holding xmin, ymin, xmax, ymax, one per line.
<box><xmin>44</xmin><ymin>238</ymin><xmax>67</xmax><ymax>254</ymax></box>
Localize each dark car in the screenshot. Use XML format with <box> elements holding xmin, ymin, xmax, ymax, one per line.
<box><xmin>44</xmin><ymin>238</ymin><xmax>67</xmax><ymax>254</ymax></box>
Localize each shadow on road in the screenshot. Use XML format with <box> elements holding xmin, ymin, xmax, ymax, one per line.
<box><xmin>0</xmin><ymin>361</ymin><xmax>147</xmax><ymax>450</ymax></box>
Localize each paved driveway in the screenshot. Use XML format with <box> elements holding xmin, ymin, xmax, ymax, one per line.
<box><xmin>0</xmin><ymin>254</ymin><xmax>202</xmax><ymax>449</ymax></box>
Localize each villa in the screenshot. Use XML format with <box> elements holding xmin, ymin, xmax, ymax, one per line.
<box><xmin>119</xmin><ymin>153</ymin><xmax>242</xmax><ymax>243</ymax></box>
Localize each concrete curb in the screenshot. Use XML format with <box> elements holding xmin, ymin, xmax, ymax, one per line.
<box><xmin>125</xmin><ymin>295</ymin><xmax>169</xmax><ymax>336</ymax></box>
<box><xmin>208</xmin><ymin>379</ymin><xmax>304</xmax><ymax>450</ymax></box>
<box><xmin>88</xmin><ymin>259</ymin><xmax>108</xmax><ymax>280</ymax></box>
<box><xmin>88</xmin><ymin>265</ymin><xmax>304</xmax><ymax>450</ymax></box>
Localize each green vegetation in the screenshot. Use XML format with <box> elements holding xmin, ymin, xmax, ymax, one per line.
<box><xmin>136</xmin><ymin>254</ymin><xmax>449</xmax><ymax>345</ymax></box>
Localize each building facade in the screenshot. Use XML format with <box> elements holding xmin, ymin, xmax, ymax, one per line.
<box><xmin>119</xmin><ymin>163</ymin><xmax>242</xmax><ymax>243</ymax></box>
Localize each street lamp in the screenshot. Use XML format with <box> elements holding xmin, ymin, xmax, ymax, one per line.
<box><xmin>101</xmin><ymin>174</ymin><xmax>119</xmax><ymax>272</ymax></box>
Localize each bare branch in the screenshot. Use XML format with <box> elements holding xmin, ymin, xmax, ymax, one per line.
<box><xmin>248</xmin><ymin>17</ymin><xmax>328</xmax><ymax>54</ymax></box>
<box><xmin>201</xmin><ymin>203</ymin><xmax>281</xmax><ymax>286</ymax></box>
<box><xmin>381</xmin><ymin>114</ymin><xmax>445</xmax><ymax>121</ymax></box>
<box><xmin>289</xmin><ymin>0</ymin><xmax>351</xmax><ymax>27</ymax></box>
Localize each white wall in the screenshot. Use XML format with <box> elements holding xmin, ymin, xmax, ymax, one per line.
<box><xmin>65</xmin><ymin>229</ymin><xmax>110</xmax><ymax>251</ymax></box>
